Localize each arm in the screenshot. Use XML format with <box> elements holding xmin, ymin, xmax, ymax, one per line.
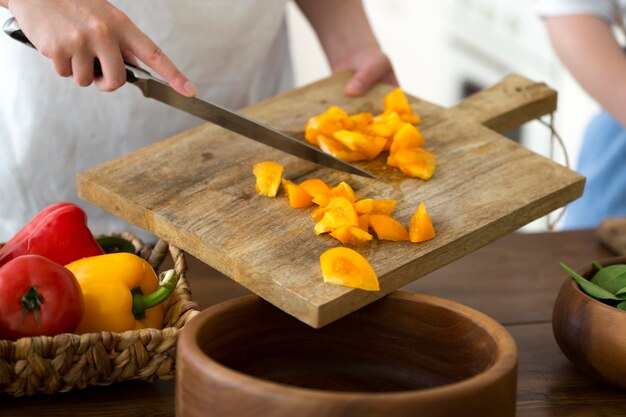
<box><xmin>544</xmin><ymin>14</ymin><xmax>626</xmax><ymax>126</ymax></box>
<box><xmin>1</xmin><ymin>0</ymin><xmax>195</xmax><ymax>96</ymax></box>
<box><xmin>295</xmin><ymin>0</ymin><xmax>397</xmax><ymax>96</ymax></box>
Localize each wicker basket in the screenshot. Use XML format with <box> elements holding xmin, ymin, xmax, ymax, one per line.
<box><xmin>0</xmin><ymin>234</ymin><xmax>200</xmax><ymax>396</ymax></box>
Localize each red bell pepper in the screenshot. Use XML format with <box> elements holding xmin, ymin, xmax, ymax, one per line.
<box><xmin>0</xmin><ymin>254</ymin><xmax>84</xmax><ymax>340</ymax></box>
<box><xmin>0</xmin><ymin>202</ymin><xmax>104</xmax><ymax>267</ymax></box>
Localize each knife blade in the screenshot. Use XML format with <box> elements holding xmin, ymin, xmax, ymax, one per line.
<box><xmin>2</xmin><ymin>17</ymin><xmax>374</xmax><ymax>178</ymax></box>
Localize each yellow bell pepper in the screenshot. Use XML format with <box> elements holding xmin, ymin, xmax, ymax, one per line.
<box><xmin>253</xmin><ymin>161</ymin><xmax>283</xmax><ymax>197</ymax></box>
<box><xmin>320</xmin><ymin>247</ymin><xmax>379</xmax><ymax>291</ymax></box>
<box><xmin>65</xmin><ymin>252</ymin><xmax>179</xmax><ymax>334</ymax></box>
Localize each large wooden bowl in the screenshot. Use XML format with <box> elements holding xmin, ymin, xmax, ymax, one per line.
<box><xmin>176</xmin><ymin>291</ymin><xmax>518</xmax><ymax>417</ymax></box>
<box><xmin>553</xmin><ymin>256</ymin><xmax>626</xmax><ymax>390</ymax></box>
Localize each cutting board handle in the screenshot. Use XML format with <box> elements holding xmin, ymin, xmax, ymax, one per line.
<box><xmin>446</xmin><ymin>73</ymin><xmax>557</xmax><ymax>133</ymax></box>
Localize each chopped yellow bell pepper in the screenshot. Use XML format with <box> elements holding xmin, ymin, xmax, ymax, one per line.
<box><xmin>384</xmin><ymin>88</ymin><xmax>422</xmax><ymax>124</ymax></box>
<box><xmin>390</xmin><ymin>123</ymin><xmax>425</xmax><ymax>154</ymax></box>
<box><xmin>299</xmin><ymin>178</ymin><xmax>331</xmax><ymax>198</ymax></box>
<box><xmin>333</xmin><ymin>130</ymin><xmax>387</xmax><ymax>160</ymax></box>
<box><xmin>314</xmin><ymin>196</ymin><xmax>359</xmax><ymax>235</ymax></box>
<box><xmin>301</xmin><ymin>88</ymin><xmax>434</xmax><ymax>180</ymax></box>
<box><xmin>409</xmin><ymin>202</ymin><xmax>436</xmax><ymax>243</ymax></box>
<box><xmin>369</xmin><ymin>214</ymin><xmax>410</xmax><ymax>241</ymax></box>
<box><xmin>304</xmin><ymin>106</ymin><xmax>352</xmax><ymax>145</ymax></box>
<box><xmin>282</xmin><ymin>179</ymin><xmax>313</xmax><ymax>208</ymax></box>
<box><xmin>329</xmin><ymin>225</ymin><xmax>373</xmax><ymax>246</ymax></box>
<box><xmin>253</xmin><ymin>161</ymin><xmax>283</xmax><ymax>197</ymax></box>
<box><xmin>320</xmin><ymin>247</ymin><xmax>379</xmax><ymax>291</ymax></box>
<box><xmin>317</xmin><ymin>135</ymin><xmax>368</xmax><ymax>162</ymax></box>
<box><xmin>393</xmin><ymin>148</ymin><xmax>436</xmax><ymax>180</ymax></box>
<box><xmin>353</xmin><ymin>198</ymin><xmax>397</xmax><ymax>216</ymax></box>
<box><xmin>312</xmin><ymin>181</ymin><xmax>357</xmax><ymax>206</ymax></box>
<box><xmin>366</xmin><ymin>111</ymin><xmax>404</xmax><ymax>139</ymax></box>
<box><xmin>349</xmin><ymin>112</ymin><xmax>374</xmax><ymax>130</ymax></box>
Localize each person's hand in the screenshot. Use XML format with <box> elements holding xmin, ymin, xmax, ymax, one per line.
<box><xmin>8</xmin><ymin>0</ymin><xmax>196</xmax><ymax>96</ymax></box>
<box><xmin>332</xmin><ymin>47</ymin><xmax>398</xmax><ymax>97</ymax></box>
<box><xmin>293</xmin><ymin>0</ymin><xmax>397</xmax><ymax>97</ymax></box>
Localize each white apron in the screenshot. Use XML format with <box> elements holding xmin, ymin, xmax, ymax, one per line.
<box><xmin>0</xmin><ymin>0</ymin><xmax>292</xmax><ymax>241</ymax></box>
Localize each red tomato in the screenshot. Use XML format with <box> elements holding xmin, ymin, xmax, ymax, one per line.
<box><xmin>0</xmin><ymin>255</ymin><xmax>84</xmax><ymax>341</ymax></box>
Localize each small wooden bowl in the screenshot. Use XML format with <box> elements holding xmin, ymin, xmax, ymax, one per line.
<box><xmin>176</xmin><ymin>291</ymin><xmax>518</xmax><ymax>417</ymax></box>
<box><xmin>553</xmin><ymin>255</ymin><xmax>626</xmax><ymax>390</ymax></box>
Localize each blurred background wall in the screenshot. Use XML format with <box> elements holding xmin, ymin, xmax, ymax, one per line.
<box><xmin>286</xmin><ymin>0</ymin><xmax>599</xmax><ymax>231</ymax></box>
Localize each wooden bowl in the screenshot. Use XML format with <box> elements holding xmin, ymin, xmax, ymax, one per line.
<box><xmin>553</xmin><ymin>255</ymin><xmax>626</xmax><ymax>390</ymax></box>
<box><xmin>176</xmin><ymin>291</ymin><xmax>518</xmax><ymax>417</ymax></box>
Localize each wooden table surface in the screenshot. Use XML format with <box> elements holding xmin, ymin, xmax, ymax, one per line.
<box><xmin>3</xmin><ymin>229</ymin><xmax>625</xmax><ymax>416</ymax></box>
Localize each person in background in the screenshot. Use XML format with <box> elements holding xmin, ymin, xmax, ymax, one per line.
<box><xmin>0</xmin><ymin>0</ymin><xmax>397</xmax><ymax>241</ymax></box>
<box><xmin>537</xmin><ymin>0</ymin><xmax>626</xmax><ymax>229</ymax></box>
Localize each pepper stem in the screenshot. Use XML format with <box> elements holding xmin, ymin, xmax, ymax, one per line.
<box><xmin>132</xmin><ymin>269</ymin><xmax>179</xmax><ymax>318</ymax></box>
<box><xmin>22</xmin><ymin>286</ymin><xmax>42</xmax><ymax>322</ymax></box>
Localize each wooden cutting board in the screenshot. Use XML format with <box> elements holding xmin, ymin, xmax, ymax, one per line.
<box><xmin>77</xmin><ymin>73</ymin><xmax>584</xmax><ymax>328</ymax></box>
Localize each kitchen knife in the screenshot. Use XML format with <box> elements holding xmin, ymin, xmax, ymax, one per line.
<box><xmin>3</xmin><ymin>17</ymin><xmax>374</xmax><ymax>178</ymax></box>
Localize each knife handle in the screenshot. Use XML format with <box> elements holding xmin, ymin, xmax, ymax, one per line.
<box><xmin>2</xmin><ymin>16</ymin><xmax>143</xmax><ymax>82</ymax></box>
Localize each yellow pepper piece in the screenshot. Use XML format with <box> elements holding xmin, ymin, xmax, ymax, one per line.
<box><xmin>369</xmin><ymin>214</ymin><xmax>410</xmax><ymax>241</ymax></box>
<box><xmin>353</xmin><ymin>199</ymin><xmax>375</xmax><ymax>215</ymax></box>
<box><xmin>353</xmin><ymin>198</ymin><xmax>397</xmax><ymax>216</ymax></box>
<box><xmin>349</xmin><ymin>112</ymin><xmax>374</xmax><ymax>130</ymax></box>
<box><xmin>324</xmin><ymin>105</ymin><xmax>351</xmax><ymax>122</ymax></box>
<box><xmin>383</xmin><ymin>88</ymin><xmax>422</xmax><ymax>124</ymax></box>
<box><xmin>357</xmin><ymin>214</ymin><xmax>370</xmax><ymax>232</ymax></box>
<box><xmin>409</xmin><ymin>202</ymin><xmax>436</xmax><ymax>243</ymax></box>
<box><xmin>320</xmin><ymin>247</ymin><xmax>379</xmax><ymax>291</ymax></box>
<box><xmin>317</xmin><ymin>135</ymin><xmax>368</xmax><ymax>162</ymax></box>
<box><xmin>312</xmin><ymin>181</ymin><xmax>357</xmax><ymax>206</ymax></box>
<box><xmin>330</xmin><ymin>181</ymin><xmax>357</xmax><ymax>202</ymax></box>
<box><xmin>329</xmin><ymin>225</ymin><xmax>373</xmax><ymax>247</ymax></box>
<box><xmin>304</xmin><ymin>115</ymin><xmax>323</xmax><ymax>146</ymax></box>
<box><xmin>299</xmin><ymin>178</ymin><xmax>331</xmax><ymax>198</ymax></box>
<box><xmin>304</xmin><ymin>106</ymin><xmax>352</xmax><ymax>145</ymax></box>
<box><xmin>394</xmin><ymin>148</ymin><xmax>436</xmax><ymax>180</ymax></box>
<box><xmin>366</xmin><ymin>111</ymin><xmax>404</xmax><ymax>139</ymax></box>
<box><xmin>253</xmin><ymin>161</ymin><xmax>283</xmax><ymax>197</ymax></box>
<box><xmin>311</xmin><ymin>206</ymin><xmax>327</xmax><ymax>222</ymax></box>
<box><xmin>332</xmin><ymin>130</ymin><xmax>369</xmax><ymax>152</ymax></box>
<box><xmin>372</xmin><ymin>199</ymin><xmax>397</xmax><ymax>215</ymax></box>
<box><xmin>314</xmin><ymin>196</ymin><xmax>359</xmax><ymax>235</ymax></box>
<box><xmin>65</xmin><ymin>253</ymin><xmax>178</xmax><ymax>334</ymax></box>
<box><xmin>333</xmin><ymin>130</ymin><xmax>387</xmax><ymax>161</ymax></box>
<box><xmin>282</xmin><ymin>179</ymin><xmax>313</xmax><ymax>208</ymax></box>
<box><xmin>390</xmin><ymin>123</ymin><xmax>425</xmax><ymax>155</ymax></box>
<box><xmin>387</xmin><ymin>154</ymin><xmax>398</xmax><ymax>168</ymax></box>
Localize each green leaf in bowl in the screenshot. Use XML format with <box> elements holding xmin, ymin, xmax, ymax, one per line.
<box><xmin>559</xmin><ymin>262</ymin><xmax>622</xmax><ymax>301</ymax></box>
<box><xmin>615</xmin><ymin>286</ymin><xmax>626</xmax><ymax>298</ymax></box>
<box><xmin>617</xmin><ymin>301</ymin><xmax>626</xmax><ymax>311</ymax></box>
<box><xmin>590</xmin><ymin>263</ymin><xmax>626</xmax><ymax>294</ymax></box>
